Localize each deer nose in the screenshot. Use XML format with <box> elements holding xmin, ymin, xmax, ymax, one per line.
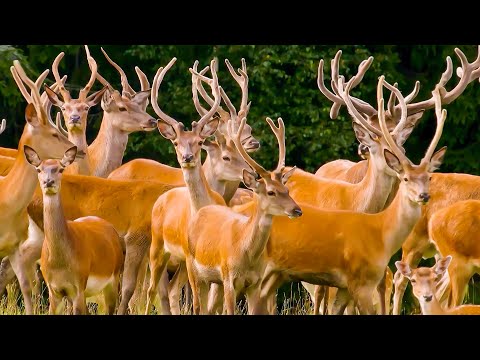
<box><xmin>149</xmin><ymin>118</ymin><xmax>157</xmax><ymax>127</ymax></box>
<box><xmin>423</xmin><ymin>295</ymin><xmax>433</xmax><ymax>302</ymax></box>
<box><xmin>70</xmin><ymin>115</ymin><xmax>81</xmax><ymax>123</ymax></box>
<box><xmin>289</xmin><ymin>207</ymin><xmax>302</xmax><ymax>218</ymax></box>
<box><xmin>183</xmin><ymin>154</ymin><xmax>194</xmax><ymax>163</ymax></box>
<box><xmin>247</xmin><ymin>139</ymin><xmax>260</xmax><ymax>149</ymax></box>
<box><xmin>44</xmin><ymin>179</ymin><xmax>55</xmax><ymax>188</ymax></box>
<box><xmin>358</xmin><ymin>144</ymin><xmax>369</xmax><ymax>155</ymax></box>
<box><xmin>419</xmin><ymin>193</ymin><xmax>430</xmax><ymax>202</ymax></box>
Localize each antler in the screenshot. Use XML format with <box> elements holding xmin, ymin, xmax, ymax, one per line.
<box><xmin>401</xmin><ymin>46</ymin><xmax>480</xmax><ymax>115</ymax></box>
<box><xmin>377</xmin><ymin>76</ymin><xmax>411</xmax><ymax>165</ymax></box>
<box><xmin>337</xmin><ymin>76</ymin><xmax>383</xmax><ymax>137</ymax></box>
<box><xmin>11</xmin><ymin>61</ymin><xmax>47</xmax><ymax>124</ymax></box>
<box><xmin>52</xmin><ymin>52</ymin><xmax>72</xmax><ymax>102</ymax></box>
<box><xmin>78</xmin><ymin>45</ymin><xmax>98</xmax><ymax>101</ymax></box>
<box><xmin>151</xmin><ymin>58</ymin><xmax>180</xmax><ymax>128</ymax></box>
<box><xmin>100</xmin><ymin>47</ymin><xmax>136</xmax><ymax>98</ymax></box>
<box><xmin>420</xmin><ymin>86</ymin><xmax>447</xmax><ymax>165</ymax></box>
<box><xmin>265</xmin><ymin>117</ymin><xmax>286</xmax><ymax>174</ymax></box>
<box><xmin>189</xmin><ymin>59</ymin><xmax>222</xmax><ymax>129</ymax></box>
<box><xmin>382</xmin><ymin>80</ymin><xmax>408</xmax><ymax>138</ymax></box>
<box><xmin>52</xmin><ymin>112</ymin><xmax>68</xmax><ymax>137</ymax></box>
<box><xmin>191</xmin><ymin>60</ymin><xmax>210</xmax><ymax>117</ymax></box>
<box><xmin>225</xmin><ymin>58</ymin><xmax>251</xmax><ymax>115</ymax></box>
<box><xmin>0</xmin><ymin>119</ymin><xmax>6</xmax><ymax>135</ymax></box>
<box><xmin>228</xmin><ymin>117</ymin><xmax>269</xmax><ymax>178</ymax></box>
<box><xmin>318</xmin><ymin>50</ymin><xmax>377</xmax><ymax>119</ymax></box>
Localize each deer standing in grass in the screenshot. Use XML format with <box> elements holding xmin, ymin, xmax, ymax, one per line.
<box><xmin>395</xmin><ymin>256</ymin><xmax>480</xmax><ymax>315</ymax></box>
<box><xmin>24</xmin><ymin>146</ymin><xmax>124</xmax><ymax>314</ymax></box>
<box><xmin>145</xmin><ymin>58</ymin><xmax>234</xmax><ymax>315</ymax></box>
<box><xmin>256</xmin><ymin>76</ymin><xmax>447</xmax><ymax>315</ymax></box>
<box><xmin>0</xmin><ymin>61</ymin><xmax>76</xmax><ymax>314</ymax></box>
<box><xmin>186</xmin><ymin>116</ymin><xmax>302</xmax><ymax>315</ymax></box>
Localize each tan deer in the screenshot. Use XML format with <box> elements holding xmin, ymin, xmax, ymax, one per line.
<box><xmin>43</xmin><ymin>47</ymin><xmax>106</xmax><ymax>175</ymax></box>
<box><xmin>256</xmin><ymin>77</ymin><xmax>447</xmax><ymax>315</ymax></box>
<box><xmin>107</xmin><ymin>58</ymin><xmax>259</xmax><ymax>206</ymax></box>
<box><xmin>390</xmin><ymin>47</ymin><xmax>480</xmax><ymax>315</ymax></box>
<box><xmin>144</xmin><ymin>58</ymin><xmax>229</xmax><ymax>315</ymax></box>
<box><xmin>186</xmin><ymin>116</ymin><xmax>302</xmax><ymax>315</ymax></box>
<box><xmin>0</xmin><ymin>60</ymin><xmax>77</xmax><ymax>314</ymax></box>
<box><xmin>423</xmin><ymin>200</ymin><xmax>480</xmax><ymax>308</ymax></box>
<box><xmin>24</xmin><ymin>145</ymin><xmax>124</xmax><ymax>314</ymax></box>
<box><xmin>395</xmin><ymin>256</ymin><xmax>480</xmax><ymax>315</ymax></box>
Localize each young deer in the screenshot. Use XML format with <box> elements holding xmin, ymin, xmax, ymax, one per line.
<box><xmin>395</xmin><ymin>256</ymin><xmax>480</xmax><ymax>315</ymax></box>
<box><xmin>0</xmin><ymin>61</ymin><xmax>77</xmax><ymax>314</ymax></box>
<box><xmin>186</xmin><ymin>117</ymin><xmax>302</xmax><ymax>315</ymax></box>
<box><xmin>257</xmin><ymin>77</ymin><xmax>447</xmax><ymax>315</ymax></box>
<box><xmin>24</xmin><ymin>146</ymin><xmax>124</xmax><ymax>315</ymax></box>
<box><xmin>145</xmin><ymin>58</ymin><xmax>228</xmax><ymax>315</ymax></box>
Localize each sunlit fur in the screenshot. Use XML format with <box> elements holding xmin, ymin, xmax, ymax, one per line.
<box><xmin>25</xmin><ymin>147</ymin><xmax>124</xmax><ymax>314</ymax></box>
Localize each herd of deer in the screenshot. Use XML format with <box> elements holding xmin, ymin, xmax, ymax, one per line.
<box><xmin>1</xmin><ymin>45</ymin><xmax>480</xmax><ymax>315</ymax></box>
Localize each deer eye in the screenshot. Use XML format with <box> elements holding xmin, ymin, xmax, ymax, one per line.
<box><xmin>61</xmin><ymin>107</ymin><xmax>66</xmax><ymax>111</ymax></box>
<box><xmin>119</xmin><ymin>107</ymin><xmax>128</xmax><ymax>112</ymax></box>
<box><xmin>429</xmin><ymin>176</ymin><xmax>432</xmax><ymax>181</ymax></box>
<box><xmin>53</xmin><ymin>133</ymin><xmax>59</xmax><ymax>139</ymax></box>
<box><xmin>173</xmin><ymin>142</ymin><xmax>178</xmax><ymax>147</ymax></box>
<box><xmin>84</xmin><ymin>106</ymin><xmax>90</xmax><ymax>111</ymax></box>
<box><xmin>403</xmin><ymin>177</ymin><xmax>408</xmax><ymax>182</ymax></box>
<box><xmin>36</xmin><ymin>168</ymin><xmax>41</xmax><ymax>173</ymax></box>
<box><xmin>267</xmin><ymin>191</ymin><xmax>275</xmax><ymax>196</ymax></box>
<box><xmin>410</xmin><ymin>279</ymin><xmax>416</xmax><ymax>283</ymax></box>
<box><xmin>198</xmin><ymin>141</ymin><xmax>203</xmax><ymax>146</ymax></box>
<box><xmin>59</xmin><ymin>168</ymin><xmax>64</xmax><ymax>173</ymax></box>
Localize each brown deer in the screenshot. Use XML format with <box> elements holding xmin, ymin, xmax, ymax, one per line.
<box><xmin>24</xmin><ymin>146</ymin><xmax>124</xmax><ymax>314</ymax></box>
<box><xmin>186</xmin><ymin>116</ymin><xmax>302</xmax><ymax>315</ymax></box>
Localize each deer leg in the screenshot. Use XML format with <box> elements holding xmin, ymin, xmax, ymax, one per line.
<box><xmin>104</xmin><ymin>276</ymin><xmax>120</xmax><ymax>315</ymax></box>
<box><xmin>246</xmin><ymin>282</ymin><xmax>268</xmax><ymax>315</ymax></box>
<box><xmin>331</xmin><ymin>288</ymin><xmax>351</xmax><ymax>315</ymax></box>
<box><xmin>448</xmin><ymin>258</ymin><xmax>472</xmax><ymax>308</ymax></box>
<box><xmin>168</xmin><ymin>262</ymin><xmax>188</xmax><ymax>315</ymax></box>
<box><xmin>376</xmin><ymin>269</ymin><xmax>387</xmax><ymax>315</ymax></box>
<box><xmin>185</xmin><ymin>256</ymin><xmax>201</xmax><ymax>315</ymax></box>
<box><xmin>353</xmin><ymin>285</ymin><xmax>376</xmax><ymax>315</ymax></box>
<box><xmin>118</xmin><ymin>238</ymin><xmax>149</xmax><ymax>315</ymax></box>
<box><xmin>129</xmin><ymin>253</ymin><xmax>148</xmax><ymax>315</ymax></box>
<box><xmin>222</xmin><ymin>271</ymin><xmax>236</xmax><ymax>315</ymax></box>
<box><xmin>145</xmin><ymin>249</ymin><xmax>170</xmax><ymax>315</ymax></box>
<box><xmin>207</xmin><ymin>283</ymin><xmax>224</xmax><ymax>314</ymax></box>
<box><xmin>72</xmin><ymin>290</ymin><xmax>87</xmax><ymax>315</ymax></box>
<box><xmin>183</xmin><ymin>282</ymin><xmax>192</xmax><ymax>312</ymax></box>
<box><xmin>393</xmin><ymin>250</ymin><xmax>424</xmax><ymax>315</ymax></box>
<box><xmin>8</xmin><ymin>247</ymin><xmax>36</xmax><ymax>315</ymax></box>
<box><xmin>0</xmin><ymin>257</ymin><xmax>16</xmax><ymax>298</ymax></box>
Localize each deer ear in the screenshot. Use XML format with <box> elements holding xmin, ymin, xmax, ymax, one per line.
<box><xmin>60</xmin><ymin>146</ymin><xmax>77</xmax><ymax>168</ymax></box>
<box><xmin>131</xmin><ymin>90</ymin><xmax>150</xmax><ymax>107</ymax></box>
<box><xmin>428</xmin><ymin>146</ymin><xmax>447</xmax><ymax>172</ymax></box>
<box><xmin>86</xmin><ymin>87</ymin><xmax>108</xmax><ymax>107</ymax></box>
<box><xmin>281</xmin><ymin>166</ymin><xmax>296</xmax><ymax>185</ymax></box>
<box><xmin>44</xmin><ymin>85</ymin><xmax>64</xmax><ymax>107</ymax></box>
<box><xmin>384</xmin><ymin>149</ymin><xmax>403</xmax><ymax>174</ymax></box>
<box><xmin>25</xmin><ymin>103</ymin><xmax>41</xmax><ymax>127</ymax></box>
<box><xmin>433</xmin><ymin>255</ymin><xmax>452</xmax><ymax>275</ymax></box>
<box><xmin>242</xmin><ymin>168</ymin><xmax>260</xmax><ymax>190</ymax></box>
<box><xmin>23</xmin><ymin>145</ymin><xmax>42</xmax><ymax>167</ymax></box>
<box><xmin>157</xmin><ymin>120</ymin><xmax>177</xmax><ymax>140</ymax></box>
<box><xmin>200</xmin><ymin>118</ymin><xmax>219</xmax><ymax>138</ymax></box>
<box><xmin>395</xmin><ymin>261</ymin><xmax>412</xmax><ymax>279</ymax></box>
<box><xmin>352</xmin><ymin>122</ymin><xmax>377</xmax><ymax>147</ymax></box>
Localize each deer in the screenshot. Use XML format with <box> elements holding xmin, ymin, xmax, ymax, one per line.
<box><xmin>254</xmin><ymin>76</ymin><xmax>447</xmax><ymax>315</ymax></box>
<box><xmin>422</xmin><ymin>199</ymin><xmax>480</xmax><ymax>309</ymax></box>
<box><xmin>23</xmin><ymin>145</ymin><xmax>124</xmax><ymax>314</ymax></box>
<box><xmin>388</xmin><ymin>47</ymin><xmax>480</xmax><ymax>315</ymax></box>
<box><xmin>42</xmin><ymin>47</ymin><xmax>106</xmax><ymax>175</ymax></box>
<box><xmin>144</xmin><ymin>58</ymin><xmax>233</xmax><ymax>315</ymax></box>
<box><xmin>395</xmin><ymin>256</ymin><xmax>480</xmax><ymax>315</ymax></box>
<box><xmin>0</xmin><ymin>60</ymin><xmax>77</xmax><ymax>314</ymax></box>
<box><xmin>186</xmin><ymin>116</ymin><xmax>302</xmax><ymax>315</ymax></box>
<box><xmin>107</xmin><ymin>58</ymin><xmax>260</xmax><ymax>206</ymax></box>
<box><xmin>309</xmin><ymin>47</ymin><xmax>480</xmax><ymax>315</ymax></box>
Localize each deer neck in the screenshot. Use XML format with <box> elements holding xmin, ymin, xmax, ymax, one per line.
<box><xmin>66</xmin><ymin>129</ymin><xmax>90</xmax><ymax>175</ymax></box>
<box><xmin>357</xmin><ymin>151</ymin><xmax>396</xmax><ymax>213</ymax></box>
<box><xmin>419</xmin><ymin>296</ymin><xmax>446</xmax><ymax>315</ymax></box>
<box><xmin>2</xmin><ymin>130</ymin><xmax>42</xmax><ymax>212</ymax></box>
<box><xmin>182</xmin><ymin>162</ymin><xmax>218</xmax><ymax>214</ymax></box>
<box><xmin>243</xmin><ymin>195</ymin><xmax>273</xmax><ymax>264</ymax></box>
<box><xmin>381</xmin><ymin>182</ymin><xmax>422</xmax><ymax>257</ymax></box>
<box><xmin>88</xmin><ymin>112</ymin><xmax>128</xmax><ymax>178</ymax></box>
<box><xmin>42</xmin><ymin>191</ymin><xmax>71</xmax><ymax>262</ymax></box>
<box><xmin>202</xmin><ymin>150</ymin><xmax>240</xmax><ymax>204</ymax></box>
